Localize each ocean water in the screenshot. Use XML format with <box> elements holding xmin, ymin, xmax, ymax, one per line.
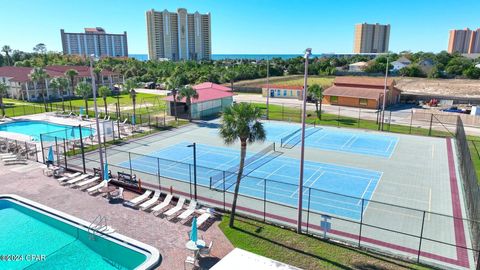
<box><xmin>128</xmin><ymin>54</ymin><xmax>323</xmax><ymax>61</ymax></box>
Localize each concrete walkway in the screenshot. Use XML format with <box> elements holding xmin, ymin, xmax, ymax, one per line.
<box><xmin>0</xmin><ymin>161</ymin><xmax>233</xmax><ymax>269</ymax></box>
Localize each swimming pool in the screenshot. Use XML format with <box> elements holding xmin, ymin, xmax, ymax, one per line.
<box><xmin>0</xmin><ymin>120</ymin><xmax>93</xmax><ymax>141</ymax></box>
<box><xmin>0</xmin><ymin>195</ymin><xmax>160</xmax><ymax>269</ymax></box>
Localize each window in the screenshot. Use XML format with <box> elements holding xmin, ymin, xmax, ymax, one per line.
<box><xmin>276</xmin><ymin>90</ymin><xmax>281</xmax><ymax>96</ymax></box>
<box><xmin>330</xmin><ymin>96</ymin><xmax>338</xmax><ymax>104</ymax></box>
<box><xmin>283</xmin><ymin>90</ymin><xmax>287</xmax><ymax>96</ymax></box>
<box><xmin>359</xmin><ymin>98</ymin><xmax>368</xmax><ymax>106</ymax></box>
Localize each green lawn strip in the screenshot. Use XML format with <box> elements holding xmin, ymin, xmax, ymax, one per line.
<box><xmin>234</xmin><ymin>75</ymin><xmax>334</xmax><ymax>88</ymax></box>
<box><xmin>219</xmin><ymin>215</ymin><xmax>429</xmax><ymax>270</ymax></box>
<box><xmin>467</xmin><ymin>138</ymin><xmax>480</xmax><ymax>184</ymax></box>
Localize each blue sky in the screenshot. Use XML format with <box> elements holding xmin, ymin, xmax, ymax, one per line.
<box><xmin>1</xmin><ymin>0</ymin><xmax>479</xmax><ymax>54</ymax></box>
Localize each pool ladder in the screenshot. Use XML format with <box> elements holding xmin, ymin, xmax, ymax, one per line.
<box><xmin>88</xmin><ymin>215</ymin><xmax>114</xmax><ymax>240</ymax></box>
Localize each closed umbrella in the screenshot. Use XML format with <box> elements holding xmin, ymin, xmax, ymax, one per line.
<box><xmin>70</xmin><ymin>127</ymin><xmax>75</xmax><ymax>138</ymax></box>
<box><xmin>131</xmin><ymin>115</ymin><xmax>136</xmax><ymax>126</ymax></box>
<box><xmin>103</xmin><ymin>162</ymin><xmax>109</xmax><ymax>181</ymax></box>
<box><xmin>190</xmin><ymin>217</ymin><xmax>198</xmax><ymax>243</ymax></box>
<box><xmin>47</xmin><ymin>146</ymin><xmax>54</xmax><ymax>164</ymax></box>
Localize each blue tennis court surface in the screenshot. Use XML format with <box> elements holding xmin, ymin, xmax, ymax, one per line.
<box><xmin>119</xmin><ymin>142</ymin><xmax>382</xmax><ymax>220</ymax></box>
<box><xmin>262</xmin><ymin>122</ymin><xmax>399</xmax><ymax>158</ymax></box>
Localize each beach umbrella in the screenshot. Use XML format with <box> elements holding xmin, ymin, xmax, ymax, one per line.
<box><xmin>190</xmin><ymin>217</ymin><xmax>198</xmax><ymax>243</ymax></box>
<box><xmin>47</xmin><ymin>146</ymin><xmax>54</xmax><ymax>163</ymax></box>
<box><xmin>103</xmin><ymin>162</ymin><xmax>109</xmax><ymax>181</ymax></box>
<box><xmin>79</xmin><ymin>107</ymin><xmax>84</xmax><ymax>116</ymax></box>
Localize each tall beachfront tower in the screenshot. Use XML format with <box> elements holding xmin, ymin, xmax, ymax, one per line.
<box><xmin>448</xmin><ymin>28</ymin><xmax>480</xmax><ymax>54</ymax></box>
<box><xmin>146</xmin><ymin>8</ymin><xmax>211</xmax><ymax>61</ymax></box>
<box><xmin>353</xmin><ymin>23</ymin><xmax>390</xmax><ymax>53</ymax></box>
<box><xmin>60</xmin><ymin>27</ymin><xmax>128</xmax><ymax>57</ymax></box>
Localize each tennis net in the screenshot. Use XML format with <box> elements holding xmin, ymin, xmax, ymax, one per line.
<box><xmin>281</xmin><ymin>126</ymin><xmax>320</xmax><ymax>149</ymax></box>
<box><xmin>210</xmin><ymin>143</ymin><xmax>277</xmax><ymax>190</ymax></box>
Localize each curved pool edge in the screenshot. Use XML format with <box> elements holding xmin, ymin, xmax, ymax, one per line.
<box><xmin>0</xmin><ymin>194</ymin><xmax>161</xmax><ymax>270</ymax></box>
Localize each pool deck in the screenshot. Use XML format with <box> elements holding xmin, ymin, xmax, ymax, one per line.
<box><xmin>0</xmin><ymin>161</ymin><xmax>234</xmax><ymax>270</ymax></box>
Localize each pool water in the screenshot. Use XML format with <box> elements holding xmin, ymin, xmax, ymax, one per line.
<box><xmin>0</xmin><ymin>199</ymin><xmax>148</xmax><ymax>270</ymax></box>
<box><xmin>0</xmin><ymin>120</ymin><xmax>93</xmax><ymax>141</ymax></box>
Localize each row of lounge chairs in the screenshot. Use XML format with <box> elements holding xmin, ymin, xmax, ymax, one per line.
<box><xmin>123</xmin><ymin>190</ymin><xmax>213</xmax><ymax>228</ymax></box>
<box><xmin>1</xmin><ymin>153</ymin><xmax>28</xmax><ymax>165</ymax></box>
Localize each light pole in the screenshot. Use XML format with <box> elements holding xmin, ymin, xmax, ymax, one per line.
<box><xmin>297</xmin><ymin>48</ymin><xmax>312</xmax><ymax>234</ymax></box>
<box><xmin>187</xmin><ymin>143</ymin><xmax>197</xmax><ymax>200</ymax></box>
<box><xmin>266</xmin><ymin>57</ymin><xmax>270</xmax><ymax>120</ymax></box>
<box><xmin>89</xmin><ymin>54</ymin><xmax>105</xmax><ymax>181</ymax></box>
<box><xmin>380</xmin><ymin>53</ymin><xmax>389</xmax><ymax>131</ymax></box>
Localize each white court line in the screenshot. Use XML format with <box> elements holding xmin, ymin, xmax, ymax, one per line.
<box><xmin>428</xmin><ymin>188</ymin><xmax>432</xmax><ymax>221</ymax></box>
<box><xmin>373</xmin><ymin>192</ymin><xmax>430</xmax><ymax>204</ymax></box>
<box><xmin>357</xmin><ymin>178</ymin><xmax>373</xmax><ymax>205</ymax></box>
<box><xmin>361</xmin><ymin>171</ymin><xmax>383</xmax><ymax>215</ymax></box>
<box><xmin>339</xmin><ymin>134</ymin><xmax>358</xmax><ymax>150</ymax></box>
<box><xmin>290</xmin><ymin>167</ymin><xmax>324</xmax><ymax>198</ymax></box>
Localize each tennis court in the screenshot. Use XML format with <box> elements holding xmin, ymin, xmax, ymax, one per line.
<box><xmin>118</xmin><ymin>141</ymin><xmax>382</xmax><ymax>220</ymax></box>
<box><xmin>261</xmin><ymin>122</ymin><xmax>399</xmax><ymax>158</ymax></box>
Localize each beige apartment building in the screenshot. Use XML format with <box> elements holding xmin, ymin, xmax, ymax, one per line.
<box><xmin>448</xmin><ymin>28</ymin><xmax>480</xmax><ymax>54</ymax></box>
<box><xmin>60</xmin><ymin>27</ymin><xmax>128</xmax><ymax>57</ymax></box>
<box><xmin>146</xmin><ymin>8</ymin><xmax>211</xmax><ymax>61</ymax></box>
<box><xmin>353</xmin><ymin>23</ymin><xmax>390</xmax><ymax>53</ymax></box>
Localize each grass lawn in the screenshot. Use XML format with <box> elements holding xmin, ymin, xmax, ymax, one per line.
<box><xmin>468</xmin><ymin>139</ymin><xmax>480</xmax><ymax>184</ymax></box>
<box><xmin>234</xmin><ymin>75</ymin><xmax>334</xmax><ymax>89</ymax></box>
<box><xmin>219</xmin><ymin>215</ymin><xmax>430</xmax><ymax>270</ymax></box>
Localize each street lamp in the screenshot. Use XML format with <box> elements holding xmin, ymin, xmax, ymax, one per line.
<box><xmin>297</xmin><ymin>48</ymin><xmax>312</xmax><ymax>234</ymax></box>
<box><xmin>187</xmin><ymin>143</ymin><xmax>197</xmax><ymax>200</ymax></box>
<box><xmin>266</xmin><ymin>57</ymin><xmax>270</xmax><ymax>120</ymax></box>
<box><xmin>89</xmin><ymin>54</ymin><xmax>105</xmax><ymax>181</ymax></box>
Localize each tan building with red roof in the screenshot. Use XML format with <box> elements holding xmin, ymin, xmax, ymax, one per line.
<box><xmin>164</xmin><ymin>82</ymin><xmax>233</xmax><ymax>119</ymax></box>
<box><xmin>0</xmin><ymin>66</ymin><xmax>121</xmax><ymax>101</ymax></box>
<box><xmin>261</xmin><ymin>85</ymin><xmax>304</xmax><ymax>100</ymax></box>
<box><xmin>322</xmin><ymin>77</ymin><xmax>400</xmax><ymax>109</ymax></box>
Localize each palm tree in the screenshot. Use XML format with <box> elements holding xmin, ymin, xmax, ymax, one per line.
<box><xmin>123</xmin><ymin>78</ymin><xmax>139</xmax><ymax>121</ymax></box>
<box><xmin>50</xmin><ymin>77</ymin><xmax>69</xmax><ymax>111</ymax></box>
<box><xmin>0</xmin><ymin>83</ymin><xmax>8</xmax><ymax>116</ymax></box>
<box><xmin>1</xmin><ymin>45</ymin><xmax>12</xmax><ymax>66</ymax></box>
<box><xmin>176</xmin><ymin>85</ymin><xmax>199</xmax><ymax>122</ymax></box>
<box><xmin>93</xmin><ymin>67</ymin><xmax>102</xmax><ymax>85</ymax></box>
<box><xmin>308</xmin><ymin>84</ymin><xmax>324</xmax><ymax>120</ymax></box>
<box><xmin>76</xmin><ymin>82</ymin><xmax>92</xmax><ymax>116</ymax></box>
<box><xmin>165</xmin><ymin>77</ymin><xmax>181</xmax><ymax>121</ymax></box>
<box><xmin>29</xmin><ymin>67</ymin><xmax>49</xmax><ymax>111</ymax></box>
<box><xmin>98</xmin><ymin>86</ymin><xmax>112</xmax><ymax>115</ymax></box>
<box><xmin>219</xmin><ymin>103</ymin><xmax>266</xmax><ymax>227</ymax></box>
<box><xmin>224</xmin><ymin>68</ymin><xmax>238</xmax><ymax>91</ymax></box>
<box><xmin>65</xmin><ymin>69</ymin><xmax>78</xmax><ymax>109</ymax></box>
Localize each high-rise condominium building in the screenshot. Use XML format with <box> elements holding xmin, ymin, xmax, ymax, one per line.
<box><xmin>146</xmin><ymin>8</ymin><xmax>211</xmax><ymax>61</ymax></box>
<box><xmin>353</xmin><ymin>23</ymin><xmax>390</xmax><ymax>53</ymax></box>
<box><xmin>60</xmin><ymin>27</ymin><xmax>128</xmax><ymax>57</ymax></box>
<box><xmin>448</xmin><ymin>28</ymin><xmax>480</xmax><ymax>54</ymax></box>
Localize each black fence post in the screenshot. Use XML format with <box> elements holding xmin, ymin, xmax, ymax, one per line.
<box><xmin>359</xmin><ymin>198</ymin><xmax>365</xmax><ymax>247</ymax></box>
<box><xmin>428</xmin><ymin>114</ymin><xmax>434</xmax><ymax>136</ymax></box>
<box><xmin>188</xmin><ymin>164</ymin><xmax>193</xmax><ymax>199</ymax></box>
<box><xmin>63</xmin><ymin>138</ymin><xmax>67</xmax><ymax>170</ymax></box>
<box><xmin>388</xmin><ymin>110</ymin><xmax>392</xmax><ymax>132</ymax></box>
<box><xmin>40</xmin><ymin>134</ymin><xmax>45</xmax><ymax>164</ymax></box>
<box><xmin>417</xmin><ymin>211</ymin><xmax>427</xmax><ymax>263</ymax></box>
<box><xmin>409</xmin><ymin>109</ymin><xmax>413</xmax><ymax>134</ymax></box>
<box><xmin>358</xmin><ymin>108</ymin><xmax>361</xmax><ymax>128</ymax></box>
<box><xmin>55</xmin><ymin>137</ymin><xmax>60</xmax><ymax>166</ymax></box>
<box><xmin>128</xmin><ymin>152</ymin><xmax>133</xmax><ymax>176</ymax></box>
<box><xmin>223</xmin><ymin>171</ymin><xmax>226</xmax><ymax>211</ymax></box>
<box><xmin>306</xmin><ymin>188</ymin><xmax>311</xmax><ymax>234</ymax></box>
<box><xmin>157</xmin><ymin>157</ymin><xmax>161</xmax><ymax>191</ymax></box>
<box><xmin>78</xmin><ymin>125</ymin><xmax>86</xmax><ymax>174</ymax></box>
<box><xmin>263</xmin><ymin>178</ymin><xmax>267</xmax><ymax>222</ymax></box>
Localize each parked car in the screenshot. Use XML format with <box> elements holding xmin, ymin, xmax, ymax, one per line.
<box><xmin>144</xmin><ymin>82</ymin><xmax>156</xmax><ymax>89</ymax></box>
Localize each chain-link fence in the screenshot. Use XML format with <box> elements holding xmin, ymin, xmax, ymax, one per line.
<box><xmin>456</xmin><ymin>117</ymin><xmax>480</xmax><ymax>268</ymax></box>
<box><xmin>0</xmin><ymin>136</ymin><xmax>38</xmax><ymax>161</ymax></box>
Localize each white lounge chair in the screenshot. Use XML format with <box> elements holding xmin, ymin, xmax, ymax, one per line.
<box><xmin>152</xmin><ymin>194</ymin><xmax>173</xmax><ymax>215</ymax></box>
<box><xmin>73</xmin><ymin>176</ymin><xmax>100</xmax><ymax>188</ymax></box>
<box><xmin>110</xmin><ymin>187</ymin><xmax>124</xmax><ymax>200</ymax></box>
<box><xmin>198</xmin><ymin>241</ymin><xmax>213</xmax><ymax>257</ymax></box>
<box><xmin>139</xmin><ymin>191</ymin><xmax>161</xmax><ymax>211</ymax></box>
<box><xmin>86</xmin><ymin>181</ymin><xmax>107</xmax><ymax>193</ymax></box>
<box><xmin>196</xmin><ymin>212</ymin><xmax>213</xmax><ymax>228</ymax></box>
<box><xmin>0</xmin><ymin>153</ymin><xmax>15</xmax><ymax>158</ymax></box>
<box><xmin>123</xmin><ymin>190</ymin><xmax>152</xmax><ymax>207</ymax></box>
<box><xmin>62</xmin><ymin>174</ymin><xmax>90</xmax><ymax>185</ymax></box>
<box><xmin>3</xmin><ymin>159</ymin><xmax>28</xmax><ymax>165</ymax></box>
<box><xmin>164</xmin><ymin>197</ymin><xmax>186</xmax><ymax>218</ymax></box>
<box><xmin>1</xmin><ymin>155</ymin><xmax>17</xmax><ymax>161</ymax></box>
<box><xmin>178</xmin><ymin>200</ymin><xmax>198</xmax><ymax>223</ymax></box>
<box><xmin>57</xmin><ymin>172</ymin><xmax>81</xmax><ymax>183</ymax></box>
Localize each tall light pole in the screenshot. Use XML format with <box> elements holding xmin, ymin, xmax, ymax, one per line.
<box><xmin>380</xmin><ymin>53</ymin><xmax>389</xmax><ymax>131</ymax></box>
<box><xmin>266</xmin><ymin>57</ymin><xmax>270</xmax><ymax>120</ymax></box>
<box><xmin>89</xmin><ymin>54</ymin><xmax>105</xmax><ymax>180</ymax></box>
<box><xmin>297</xmin><ymin>48</ymin><xmax>312</xmax><ymax>234</ymax></box>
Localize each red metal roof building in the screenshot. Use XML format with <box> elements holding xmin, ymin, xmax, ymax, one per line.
<box><xmin>164</xmin><ymin>82</ymin><xmax>234</xmax><ymax>119</ymax></box>
<box><xmin>0</xmin><ymin>66</ymin><xmax>121</xmax><ymax>101</ymax></box>
<box><xmin>322</xmin><ymin>77</ymin><xmax>401</xmax><ymax>109</ymax></box>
